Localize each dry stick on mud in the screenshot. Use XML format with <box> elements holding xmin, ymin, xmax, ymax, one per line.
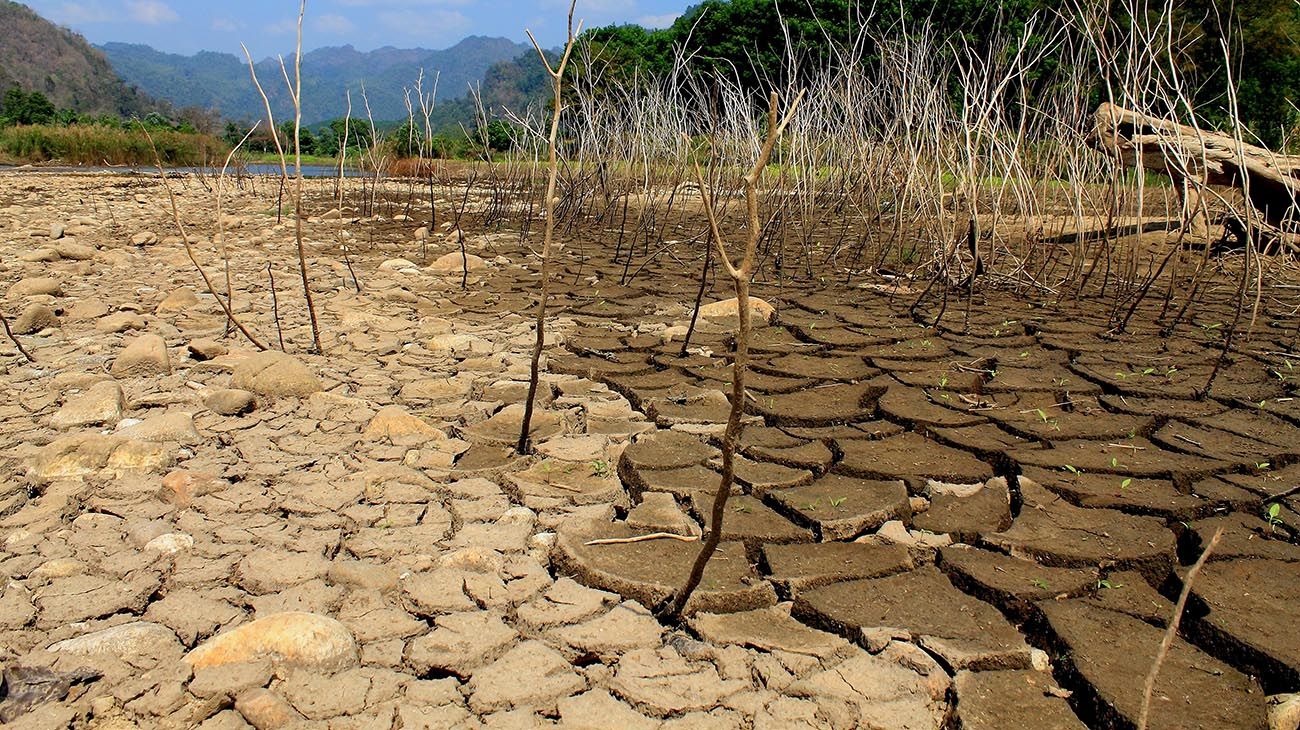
<box><xmin>241</xmin><ymin>0</ymin><xmax>323</xmax><ymax>354</ymax></box>
<box><xmin>1136</xmin><ymin>527</ymin><xmax>1224</xmax><ymax>730</ymax></box>
<box><xmin>0</xmin><ymin>309</ymin><xmax>34</xmax><ymax>362</ymax></box>
<box><xmin>662</xmin><ymin>90</ymin><xmax>805</xmax><ymax>620</ymax></box>
<box><xmin>516</xmin><ymin>1</ymin><xmax>581</xmax><ymax>455</ymax></box>
<box><xmin>139</xmin><ymin>126</ymin><xmax>269</xmax><ymax>351</ymax></box>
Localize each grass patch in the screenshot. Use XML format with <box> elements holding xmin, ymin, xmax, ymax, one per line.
<box><xmin>0</xmin><ymin>124</ymin><xmax>225</xmax><ymax>166</ymax></box>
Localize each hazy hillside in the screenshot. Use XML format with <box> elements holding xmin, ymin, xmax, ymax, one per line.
<box><xmin>101</xmin><ymin>36</ymin><xmax>531</xmax><ymax>125</ymax></box>
<box><xmin>0</xmin><ymin>1</ymin><xmax>154</xmax><ymax>117</ymax></box>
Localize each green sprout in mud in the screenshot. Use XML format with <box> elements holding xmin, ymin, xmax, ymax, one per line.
<box><xmin>1265</xmin><ymin>503</ymin><xmax>1284</xmax><ymax>533</ymax></box>
<box><xmin>1255</xmin><ymin>461</ymin><xmax>1271</xmax><ymax>473</ymax></box>
<box><xmin>1031</xmin><ymin>578</ymin><xmax>1050</xmax><ymax>590</ymax></box>
<box><xmin>939</xmin><ymin>375</ymin><xmax>949</xmax><ymax>389</ymax></box>
<box><xmin>1034</xmin><ymin>408</ymin><xmax>1060</xmax><ymax>431</ymax></box>
<box><xmin>805</xmin><ymin>500</ymin><xmax>819</xmax><ymax>511</ymax></box>
<box><xmin>1062</xmin><ymin>464</ymin><xmax>1082</xmax><ymax>477</ymax></box>
<box><xmin>1097</xmin><ymin>579</ymin><xmax>1123</xmax><ymax>590</ymax></box>
<box><xmin>920</xmin><ymin>339</ymin><xmax>932</xmax><ymax>348</ymax></box>
<box><xmin>1019</xmin><ymin>351</ymin><xmax>1030</xmax><ymax>359</ymax></box>
<box><xmin>733</xmin><ymin>503</ymin><xmax>750</xmax><ymax>514</ymax></box>
<box><xmin>830</xmin><ymin>496</ymin><xmax>848</xmax><ymax>508</ymax></box>
<box><xmin>1054</xmin><ymin>377</ymin><xmax>1070</xmax><ymax>387</ymax></box>
<box><xmin>1120</xmin><ymin>478</ymin><xmax>1132</xmax><ymax>490</ymax></box>
<box><xmin>1272</xmin><ymin>359</ymin><xmax>1295</xmax><ymax>384</ymax></box>
<box><xmin>589</xmin><ymin>460</ymin><xmax>611</xmax><ymax>478</ymax></box>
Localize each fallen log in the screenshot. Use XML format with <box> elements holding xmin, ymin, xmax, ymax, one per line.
<box><xmin>1090</xmin><ymin>102</ymin><xmax>1300</xmax><ymax>245</ymax></box>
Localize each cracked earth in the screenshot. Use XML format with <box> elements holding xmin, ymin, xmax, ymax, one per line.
<box><xmin>0</xmin><ymin>171</ymin><xmax>1297</xmax><ymax>729</ymax></box>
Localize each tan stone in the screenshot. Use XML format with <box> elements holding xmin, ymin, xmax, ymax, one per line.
<box><xmin>111</xmin><ymin>334</ymin><xmax>171</xmax><ymax>377</ymax></box>
<box><xmin>231</xmin><ymin>351</ymin><xmax>322</xmax><ymax>397</ymax></box>
<box><xmin>185</xmin><ymin>612</ymin><xmax>358</xmax><ymax>672</ymax></box>
<box><xmin>362</xmin><ymin>406</ymin><xmax>446</xmax><ymax>445</ymax></box>
<box><xmin>697</xmin><ymin>297</ymin><xmax>776</xmax><ymax>325</ymax></box>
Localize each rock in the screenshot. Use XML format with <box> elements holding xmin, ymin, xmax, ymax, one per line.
<box><xmin>27</xmin><ymin>433</ymin><xmax>172</xmax><ymax>483</ymax></box>
<box><xmin>49</xmin><ymin>222</ymin><xmax>65</xmax><ymax>239</ymax></box>
<box><xmin>131</xmin><ymin>231</ymin><xmax>158</xmax><ymax>246</ymax></box>
<box><xmin>145</xmin><ymin>532</ymin><xmax>195</xmax><ymax>555</ymax></box>
<box><xmin>429</xmin><ymin>251</ymin><xmax>486</xmax><ymax>273</ymax></box>
<box><xmin>50</xmin><ymin>380</ymin><xmax>124</xmax><ymax>429</ymax></box>
<box><xmin>117</xmin><ymin>411</ymin><xmax>202</xmax><ymax>444</ymax></box>
<box><xmin>768</xmin><ymin>474</ymin><xmax>910</xmax><ymax>540</ymax></box>
<box><xmin>235</xmin><ymin>688</ymin><xmax>304</xmax><ymax>729</ymax></box>
<box><xmin>363</xmin><ymin>406</ymin><xmax>446</xmax><ymax>445</ymax></box>
<box><xmin>188</xmin><ymin>338</ymin><xmax>228</xmax><ymax>360</ymax></box>
<box><xmin>111</xmin><ymin>334</ymin><xmax>172</xmax><ymax>377</ymax></box>
<box><xmin>231</xmin><ymin>351</ymin><xmax>322</xmax><ymax>397</ymax></box>
<box><xmin>156</xmin><ymin>288</ymin><xmax>200</xmax><ymax>313</ymax></box>
<box><xmin>185</xmin><ymin>612</ymin><xmax>358</xmax><ymax>672</ymax></box>
<box><xmin>12</xmin><ymin>303</ymin><xmax>58</xmax><ymax>334</ymax></box>
<box><xmin>159</xmin><ymin>469</ymin><xmax>222</xmax><ymax>506</ymax></box>
<box><xmin>55</xmin><ymin>240</ymin><xmax>95</xmax><ymax>260</ymax></box>
<box><xmin>97</xmin><ymin>312</ymin><xmax>146</xmax><ymax>333</ymax></box>
<box><xmin>8</xmin><ymin>277</ymin><xmax>62</xmax><ymax>297</ymax></box>
<box><xmin>47</xmin><ymin>621</ymin><xmax>180</xmax><ymax>663</ymax></box>
<box><xmin>379</xmin><ymin>258</ymin><xmax>419</xmax><ymax>272</ymax></box>
<box><xmin>206</xmin><ymin>389</ymin><xmax>256</xmax><ymax>416</ymax></box>
<box><xmin>697</xmin><ymin>297</ymin><xmax>776</xmax><ymax>325</ymax></box>
<box><xmin>1270</xmin><ymin>694</ymin><xmax>1300</xmax><ymax>730</ymax></box>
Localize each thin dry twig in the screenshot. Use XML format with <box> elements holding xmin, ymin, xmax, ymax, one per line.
<box><xmin>1137</xmin><ymin>527</ymin><xmax>1224</xmax><ymax>730</ymax></box>
<box><xmin>0</xmin><ymin>309</ymin><xmax>34</xmax><ymax>362</ymax></box>
<box><xmin>584</xmin><ymin>533</ymin><xmax>699</xmax><ymax>546</ymax></box>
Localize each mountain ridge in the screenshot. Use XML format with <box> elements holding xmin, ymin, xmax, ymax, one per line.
<box><xmin>99</xmin><ymin>36</ymin><xmax>532</xmax><ymax>125</ymax></box>
<box><xmin>0</xmin><ymin>0</ymin><xmax>155</xmax><ymax>118</ymax></box>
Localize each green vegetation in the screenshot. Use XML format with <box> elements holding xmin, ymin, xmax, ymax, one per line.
<box><xmin>0</xmin><ymin>123</ymin><xmax>222</xmax><ymax>166</ymax></box>
<box><xmin>0</xmin><ymin>83</ymin><xmax>221</xmax><ymax>166</ymax></box>
<box><xmin>575</xmin><ymin>0</ymin><xmax>1300</xmax><ymax>148</ymax></box>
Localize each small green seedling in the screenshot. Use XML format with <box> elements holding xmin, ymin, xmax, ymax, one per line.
<box><xmin>1031</xmin><ymin>578</ymin><xmax>1050</xmax><ymax>590</ymax></box>
<box><xmin>1097</xmin><ymin>578</ymin><xmax>1123</xmax><ymax>590</ymax></box>
<box><xmin>1255</xmin><ymin>461</ymin><xmax>1271</xmax><ymax>473</ymax></box>
<box><xmin>830</xmin><ymin>496</ymin><xmax>847</xmax><ymax>508</ymax></box>
<box><xmin>1120</xmin><ymin>478</ymin><xmax>1132</xmax><ymax>489</ymax></box>
<box><xmin>1265</xmin><ymin>503</ymin><xmax>1284</xmax><ymax>533</ymax></box>
<box><xmin>733</xmin><ymin>503</ymin><xmax>750</xmax><ymax>514</ymax></box>
<box><xmin>1062</xmin><ymin>464</ymin><xmax>1081</xmax><ymax>476</ymax></box>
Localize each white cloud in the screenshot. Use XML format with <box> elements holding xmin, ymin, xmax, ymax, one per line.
<box><xmin>636</xmin><ymin>12</ymin><xmax>677</xmax><ymax>28</ymax></box>
<box><xmin>49</xmin><ymin>1</ymin><xmax>113</xmax><ymax>24</ymax></box>
<box><xmin>125</xmin><ymin>0</ymin><xmax>178</xmax><ymax>25</ymax></box>
<box><xmin>313</xmin><ymin>13</ymin><xmax>356</xmax><ymax>34</ymax></box>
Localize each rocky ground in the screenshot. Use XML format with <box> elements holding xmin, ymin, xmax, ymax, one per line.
<box><xmin>0</xmin><ymin>171</ymin><xmax>1296</xmax><ymax>729</ymax></box>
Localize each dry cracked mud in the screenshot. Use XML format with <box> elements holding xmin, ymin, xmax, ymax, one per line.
<box><xmin>0</xmin><ymin>171</ymin><xmax>1296</xmax><ymax>729</ymax></box>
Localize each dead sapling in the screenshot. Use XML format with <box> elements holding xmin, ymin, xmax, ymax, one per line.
<box><xmin>516</xmin><ymin>0</ymin><xmax>581</xmax><ymax>455</ymax></box>
<box><xmin>659</xmin><ymin>89</ymin><xmax>804</xmax><ymax>620</ymax></box>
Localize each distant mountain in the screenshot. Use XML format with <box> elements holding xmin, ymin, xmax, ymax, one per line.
<box><xmin>101</xmin><ymin>36</ymin><xmax>532</xmax><ymax>125</ymax></box>
<box><xmin>0</xmin><ymin>1</ymin><xmax>154</xmax><ymax>117</ymax></box>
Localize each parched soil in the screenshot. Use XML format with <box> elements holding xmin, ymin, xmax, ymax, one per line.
<box><xmin>0</xmin><ymin>171</ymin><xmax>1296</xmax><ymax>728</ymax></box>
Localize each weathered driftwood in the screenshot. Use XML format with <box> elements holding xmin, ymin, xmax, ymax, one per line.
<box><xmin>1090</xmin><ymin>102</ymin><xmax>1300</xmax><ymax>241</ymax></box>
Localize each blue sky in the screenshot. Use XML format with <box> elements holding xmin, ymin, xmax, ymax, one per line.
<box><xmin>22</xmin><ymin>0</ymin><xmax>684</xmax><ymax>57</ymax></box>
